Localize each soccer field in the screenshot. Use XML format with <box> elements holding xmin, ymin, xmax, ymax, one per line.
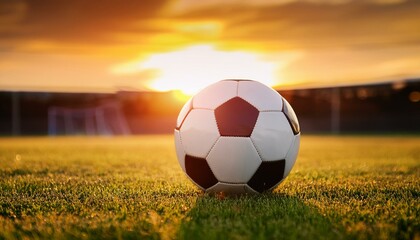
<box><xmin>0</xmin><ymin>135</ymin><xmax>418</xmax><ymax>239</ymax></box>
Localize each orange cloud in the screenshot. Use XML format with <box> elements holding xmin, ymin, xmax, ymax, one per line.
<box><xmin>171</xmin><ymin>1</ymin><xmax>420</xmax><ymax>51</ymax></box>
<box><xmin>1</xmin><ymin>0</ymin><xmax>420</xmax><ymax>91</ymax></box>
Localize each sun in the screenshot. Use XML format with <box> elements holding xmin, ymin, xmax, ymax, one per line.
<box><xmin>112</xmin><ymin>44</ymin><xmax>278</xmax><ymax>95</ymax></box>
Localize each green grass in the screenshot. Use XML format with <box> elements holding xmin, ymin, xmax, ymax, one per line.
<box><xmin>0</xmin><ymin>135</ymin><xmax>419</xmax><ymax>240</ymax></box>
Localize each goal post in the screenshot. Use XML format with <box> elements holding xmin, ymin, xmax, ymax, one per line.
<box><xmin>48</xmin><ymin>101</ymin><xmax>130</xmax><ymax>136</ymax></box>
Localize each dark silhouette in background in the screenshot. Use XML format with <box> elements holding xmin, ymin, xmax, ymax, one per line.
<box><xmin>0</xmin><ymin>79</ymin><xmax>419</xmax><ymax>135</ymax></box>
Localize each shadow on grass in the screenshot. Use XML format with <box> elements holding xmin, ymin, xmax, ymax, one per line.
<box><xmin>177</xmin><ymin>192</ymin><xmax>348</xmax><ymax>240</ymax></box>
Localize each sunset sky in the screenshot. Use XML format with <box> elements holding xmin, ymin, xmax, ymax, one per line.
<box><xmin>1</xmin><ymin>0</ymin><xmax>420</xmax><ymax>93</ymax></box>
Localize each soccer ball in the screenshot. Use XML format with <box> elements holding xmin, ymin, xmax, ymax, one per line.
<box><xmin>174</xmin><ymin>80</ymin><xmax>300</xmax><ymax>194</ymax></box>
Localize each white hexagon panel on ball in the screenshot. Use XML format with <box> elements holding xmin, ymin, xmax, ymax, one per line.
<box><xmin>237</xmin><ymin>80</ymin><xmax>283</xmax><ymax>111</ymax></box>
<box><xmin>193</xmin><ymin>80</ymin><xmax>238</xmax><ymax>109</ymax></box>
<box><xmin>174</xmin><ymin>129</ymin><xmax>186</xmax><ymax>171</ymax></box>
<box><xmin>250</xmin><ymin>112</ymin><xmax>295</xmax><ymax>161</ymax></box>
<box><xmin>176</xmin><ymin>98</ymin><xmax>192</xmax><ymax>129</ymax></box>
<box><xmin>282</xmin><ymin>97</ymin><xmax>300</xmax><ymax>135</ymax></box>
<box><xmin>284</xmin><ymin>134</ymin><xmax>300</xmax><ymax>178</ymax></box>
<box><xmin>179</xmin><ymin>109</ymin><xmax>220</xmax><ymax>158</ymax></box>
<box><xmin>207</xmin><ymin>137</ymin><xmax>262</xmax><ymax>183</ymax></box>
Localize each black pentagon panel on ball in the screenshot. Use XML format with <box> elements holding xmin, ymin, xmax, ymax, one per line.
<box><xmin>185</xmin><ymin>155</ymin><xmax>218</xmax><ymax>189</ymax></box>
<box><xmin>282</xmin><ymin>97</ymin><xmax>300</xmax><ymax>135</ymax></box>
<box><xmin>214</xmin><ymin>97</ymin><xmax>259</xmax><ymax>137</ymax></box>
<box><xmin>247</xmin><ymin>160</ymin><xmax>285</xmax><ymax>193</ymax></box>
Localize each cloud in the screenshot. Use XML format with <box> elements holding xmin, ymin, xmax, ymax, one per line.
<box><xmin>0</xmin><ymin>0</ymin><xmax>170</xmax><ymax>51</ymax></box>
<box><xmin>281</xmin><ymin>46</ymin><xmax>420</xmax><ymax>84</ymax></box>
<box><xmin>0</xmin><ymin>51</ymin><xmax>152</xmax><ymax>92</ymax></box>
<box><xmin>1</xmin><ymin>0</ymin><xmax>420</xmax><ymax>90</ymax></box>
<box><xmin>168</xmin><ymin>0</ymin><xmax>409</xmax><ymax>14</ymax></box>
<box><xmin>2</xmin><ymin>0</ymin><xmax>419</xmax><ymax>54</ymax></box>
<box><xmin>173</xmin><ymin>0</ymin><xmax>420</xmax><ymax>51</ymax></box>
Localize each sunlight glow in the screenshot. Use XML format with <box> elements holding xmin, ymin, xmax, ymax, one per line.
<box><xmin>172</xmin><ymin>90</ymin><xmax>192</xmax><ymax>102</ymax></box>
<box><xmin>112</xmin><ymin>45</ymin><xmax>277</xmax><ymax>95</ymax></box>
<box><xmin>175</xmin><ymin>21</ymin><xmax>222</xmax><ymax>37</ymax></box>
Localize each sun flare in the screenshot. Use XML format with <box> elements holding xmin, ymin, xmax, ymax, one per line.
<box><xmin>112</xmin><ymin>45</ymin><xmax>278</xmax><ymax>95</ymax></box>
